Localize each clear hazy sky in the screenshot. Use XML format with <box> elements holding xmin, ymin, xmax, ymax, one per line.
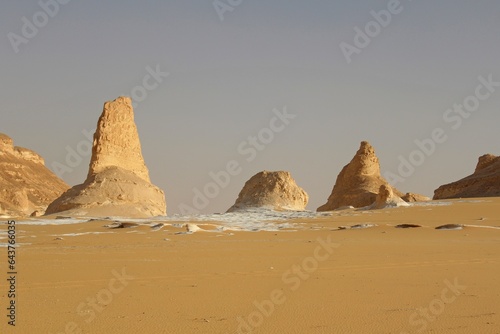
<box><xmin>1</xmin><ymin>0</ymin><xmax>499</xmax><ymax>214</ymax></box>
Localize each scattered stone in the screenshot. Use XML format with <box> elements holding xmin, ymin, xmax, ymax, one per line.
<box><xmin>435</xmin><ymin>224</ymin><xmax>463</xmax><ymax>230</ymax></box>
<box><xmin>103</xmin><ymin>222</ymin><xmax>139</xmax><ymax>229</ymax></box>
<box><xmin>350</xmin><ymin>223</ymin><xmax>378</xmax><ymax>229</ymax></box>
<box><xmin>150</xmin><ymin>223</ymin><xmax>165</xmax><ymax>231</ymax></box>
<box><xmin>395</xmin><ymin>224</ymin><xmax>422</xmax><ymax>229</ymax></box>
<box><xmin>186</xmin><ymin>223</ymin><xmax>201</xmax><ymax>233</ymax></box>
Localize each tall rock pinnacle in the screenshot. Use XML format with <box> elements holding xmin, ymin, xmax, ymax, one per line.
<box><xmin>88</xmin><ymin>96</ymin><xmax>150</xmax><ymax>182</ymax></box>
<box><xmin>46</xmin><ymin>97</ymin><xmax>166</xmax><ymax>218</ymax></box>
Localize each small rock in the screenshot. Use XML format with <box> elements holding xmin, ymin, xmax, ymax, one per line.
<box><xmin>186</xmin><ymin>223</ymin><xmax>201</xmax><ymax>233</ymax></box>
<box><xmin>150</xmin><ymin>223</ymin><xmax>164</xmax><ymax>231</ymax></box>
<box><xmin>103</xmin><ymin>222</ymin><xmax>139</xmax><ymax>229</ymax></box>
<box><xmin>435</xmin><ymin>224</ymin><xmax>463</xmax><ymax>230</ymax></box>
<box><xmin>395</xmin><ymin>224</ymin><xmax>422</xmax><ymax>229</ymax></box>
<box><xmin>30</xmin><ymin>211</ymin><xmax>41</xmax><ymax>217</ymax></box>
<box><xmin>350</xmin><ymin>223</ymin><xmax>377</xmax><ymax>229</ymax></box>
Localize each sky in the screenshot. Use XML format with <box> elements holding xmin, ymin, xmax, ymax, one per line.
<box><xmin>1</xmin><ymin>0</ymin><xmax>499</xmax><ymax>214</ymax></box>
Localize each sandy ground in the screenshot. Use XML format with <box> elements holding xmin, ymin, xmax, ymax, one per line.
<box><xmin>1</xmin><ymin>198</ymin><xmax>499</xmax><ymax>334</ymax></box>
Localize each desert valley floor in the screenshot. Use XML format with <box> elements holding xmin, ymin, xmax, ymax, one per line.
<box><xmin>1</xmin><ymin>198</ymin><xmax>499</xmax><ymax>334</ymax></box>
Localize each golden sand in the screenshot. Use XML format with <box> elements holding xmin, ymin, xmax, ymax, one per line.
<box><xmin>1</xmin><ymin>198</ymin><xmax>499</xmax><ymax>333</ymax></box>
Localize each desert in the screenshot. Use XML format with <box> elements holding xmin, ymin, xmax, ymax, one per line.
<box><xmin>1</xmin><ymin>96</ymin><xmax>500</xmax><ymax>334</ymax></box>
<box><xmin>1</xmin><ymin>198</ymin><xmax>499</xmax><ymax>333</ymax></box>
<box><xmin>3</xmin><ymin>2</ymin><xmax>500</xmax><ymax>333</ymax></box>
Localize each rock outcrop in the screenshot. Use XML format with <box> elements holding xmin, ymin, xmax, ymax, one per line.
<box><xmin>227</xmin><ymin>171</ymin><xmax>308</xmax><ymax>212</ymax></box>
<box><xmin>317</xmin><ymin>141</ymin><xmax>405</xmax><ymax>211</ymax></box>
<box><xmin>0</xmin><ymin>133</ymin><xmax>69</xmax><ymax>217</ymax></box>
<box><xmin>46</xmin><ymin>97</ymin><xmax>166</xmax><ymax>217</ymax></box>
<box><xmin>369</xmin><ymin>184</ymin><xmax>409</xmax><ymax>210</ymax></box>
<box><xmin>433</xmin><ymin>154</ymin><xmax>500</xmax><ymax>199</ymax></box>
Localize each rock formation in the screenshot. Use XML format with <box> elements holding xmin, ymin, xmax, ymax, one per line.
<box><xmin>46</xmin><ymin>97</ymin><xmax>166</xmax><ymax>217</ymax></box>
<box><xmin>317</xmin><ymin>141</ymin><xmax>406</xmax><ymax>211</ymax></box>
<box><xmin>0</xmin><ymin>133</ymin><xmax>69</xmax><ymax>217</ymax></box>
<box><xmin>433</xmin><ymin>154</ymin><xmax>500</xmax><ymax>199</ymax></box>
<box><xmin>401</xmin><ymin>193</ymin><xmax>431</xmax><ymax>203</ymax></box>
<box><xmin>88</xmin><ymin>97</ymin><xmax>150</xmax><ymax>183</ymax></box>
<box><xmin>227</xmin><ymin>171</ymin><xmax>308</xmax><ymax>212</ymax></box>
<box><xmin>369</xmin><ymin>184</ymin><xmax>409</xmax><ymax>209</ymax></box>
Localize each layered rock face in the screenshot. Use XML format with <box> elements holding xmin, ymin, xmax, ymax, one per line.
<box><xmin>0</xmin><ymin>133</ymin><xmax>69</xmax><ymax>217</ymax></box>
<box><xmin>46</xmin><ymin>97</ymin><xmax>166</xmax><ymax>217</ymax></box>
<box><xmin>317</xmin><ymin>141</ymin><xmax>405</xmax><ymax>211</ymax></box>
<box><xmin>227</xmin><ymin>171</ymin><xmax>308</xmax><ymax>212</ymax></box>
<box><xmin>433</xmin><ymin>154</ymin><xmax>500</xmax><ymax>199</ymax></box>
<box><xmin>370</xmin><ymin>184</ymin><xmax>409</xmax><ymax>210</ymax></box>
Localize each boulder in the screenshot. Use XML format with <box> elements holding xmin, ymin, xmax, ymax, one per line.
<box><xmin>369</xmin><ymin>184</ymin><xmax>409</xmax><ymax>210</ymax></box>
<box><xmin>227</xmin><ymin>171</ymin><xmax>308</xmax><ymax>212</ymax></box>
